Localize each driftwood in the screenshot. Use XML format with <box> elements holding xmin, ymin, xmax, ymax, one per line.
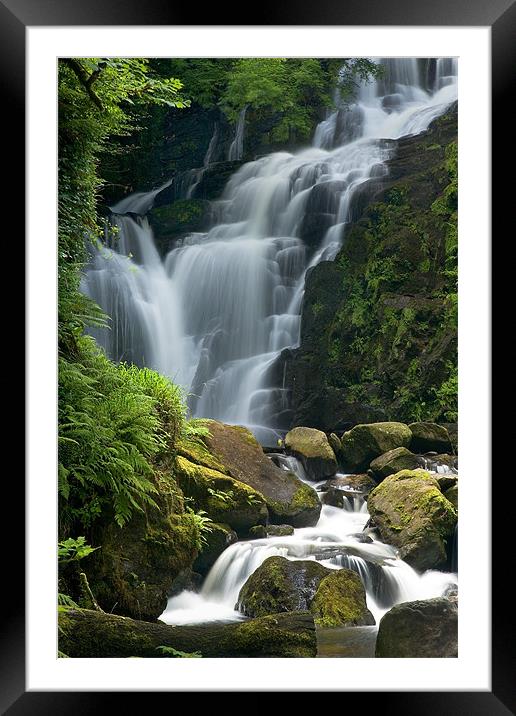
<box><xmin>58</xmin><ymin>608</ymin><xmax>317</xmax><ymax>658</ymax></box>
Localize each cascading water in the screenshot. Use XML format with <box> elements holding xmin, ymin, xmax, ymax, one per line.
<box><xmin>82</xmin><ymin>57</ymin><xmax>458</xmax><ymax>445</ymax></box>
<box><xmin>81</xmin><ymin>58</ymin><xmax>459</xmax><ymax>642</ymax></box>
<box><xmin>160</xmin><ymin>455</ymin><xmax>458</xmax><ymax>627</ymax></box>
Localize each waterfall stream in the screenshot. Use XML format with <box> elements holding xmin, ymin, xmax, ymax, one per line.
<box><xmin>82</xmin><ymin>58</ymin><xmax>458</xmax><ymax>445</ymax></box>
<box><xmin>160</xmin><ymin>455</ymin><xmax>458</xmax><ymax>626</ymax></box>
<box><xmin>81</xmin><ymin>58</ymin><xmax>459</xmax><ymax>636</ymax></box>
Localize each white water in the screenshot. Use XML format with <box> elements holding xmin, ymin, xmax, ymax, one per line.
<box><xmin>160</xmin><ymin>455</ymin><xmax>457</xmax><ymax>626</ymax></box>
<box><xmin>82</xmin><ymin>58</ymin><xmax>458</xmax><ymax>445</ymax></box>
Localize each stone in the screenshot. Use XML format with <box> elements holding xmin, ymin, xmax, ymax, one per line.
<box><xmin>409</xmin><ymin>422</ymin><xmax>453</xmax><ymax>454</ymax></box>
<box><xmin>369</xmin><ymin>446</ymin><xmax>420</xmax><ymax>480</ymax></box>
<box><xmin>444</xmin><ymin>483</ymin><xmax>458</xmax><ymax>510</ymax></box>
<box><xmin>375</xmin><ymin>598</ymin><xmax>458</xmax><ymax>657</ymax></box>
<box><xmin>201</xmin><ymin>421</ymin><xmax>321</xmax><ymax>527</ymax></box>
<box><xmin>340</xmin><ymin>422</ymin><xmax>413</xmax><ymax>473</ymax></box>
<box><xmin>237</xmin><ymin>556</ymin><xmax>330</xmax><ymax>617</ymax></box>
<box><xmin>310</xmin><ymin>569</ymin><xmax>375</xmax><ymax>627</ymax></box>
<box><xmin>367</xmin><ymin>469</ymin><xmax>457</xmax><ymax>571</ymax></box>
<box><xmin>174</xmin><ymin>455</ymin><xmax>268</xmax><ymax>534</ymax></box>
<box><xmin>284</xmin><ymin>426</ymin><xmax>337</xmax><ymax>480</ymax></box>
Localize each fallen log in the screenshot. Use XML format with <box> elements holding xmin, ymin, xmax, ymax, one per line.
<box><xmin>58</xmin><ymin>608</ymin><xmax>317</xmax><ymax>658</ymax></box>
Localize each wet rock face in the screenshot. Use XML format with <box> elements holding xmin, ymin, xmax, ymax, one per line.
<box><xmin>193</xmin><ymin>522</ymin><xmax>238</xmax><ymax>576</ymax></box>
<box><xmin>367</xmin><ymin>469</ymin><xmax>457</xmax><ymax>571</ymax></box>
<box><xmin>284</xmin><ymin>426</ymin><xmax>337</xmax><ymax>480</ymax></box>
<box><xmin>375</xmin><ymin>597</ymin><xmax>458</xmax><ymax>657</ymax></box>
<box><xmin>340</xmin><ymin>422</ymin><xmax>413</xmax><ymax>473</ymax></box>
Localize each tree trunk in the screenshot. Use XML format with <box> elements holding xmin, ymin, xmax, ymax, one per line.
<box><xmin>58</xmin><ymin>608</ymin><xmax>317</xmax><ymax>658</ymax></box>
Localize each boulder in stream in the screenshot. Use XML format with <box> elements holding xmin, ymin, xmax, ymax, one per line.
<box><xmin>310</xmin><ymin>569</ymin><xmax>375</xmax><ymax>627</ymax></box>
<box><xmin>340</xmin><ymin>422</ymin><xmax>413</xmax><ymax>472</ymax></box>
<box><xmin>367</xmin><ymin>468</ymin><xmax>457</xmax><ymax>571</ymax></box>
<box><xmin>409</xmin><ymin>422</ymin><xmax>453</xmax><ymax>454</ymax></box>
<box><xmin>375</xmin><ymin>597</ymin><xmax>458</xmax><ymax>657</ymax></box>
<box><xmin>369</xmin><ymin>446</ymin><xmax>420</xmax><ymax>481</ymax></box>
<box><xmin>237</xmin><ymin>556</ymin><xmax>330</xmax><ymax>617</ymax></box>
<box><xmin>201</xmin><ymin>421</ymin><xmax>321</xmax><ymax>527</ymax></box>
<box><xmin>284</xmin><ymin>426</ymin><xmax>338</xmax><ymax>480</ymax></box>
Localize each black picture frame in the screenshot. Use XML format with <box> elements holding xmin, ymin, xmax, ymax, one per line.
<box><xmin>8</xmin><ymin>0</ymin><xmax>511</xmax><ymax>711</ymax></box>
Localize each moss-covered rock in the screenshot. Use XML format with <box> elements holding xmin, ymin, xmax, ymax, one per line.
<box><xmin>148</xmin><ymin>198</ymin><xmax>209</xmax><ymax>246</ymax></box>
<box><xmin>375</xmin><ymin>598</ymin><xmax>458</xmax><ymax>657</ymax></box>
<box><xmin>237</xmin><ymin>556</ymin><xmax>330</xmax><ymax>617</ymax></box>
<box><xmin>310</xmin><ymin>569</ymin><xmax>375</xmax><ymax>627</ymax></box>
<box><xmin>249</xmin><ymin>525</ymin><xmax>268</xmax><ymax>539</ymax></box>
<box><xmin>367</xmin><ymin>468</ymin><xmax>457</xmax><ymax>571</ymax></box>
<box><xmin>174</xmin><ymin>455</ymin><xmax>268</xmax><ymax>534</ymax></box>
<box><xmin>193</xmin><ymin>522</ymin><xmax>238</xmax><ymax>575</ymax></box>
<box><xmin>436</xmin><ymin>473</ymin><xmax>458</xmax><ymax>493</ymax></box>
<box><xmin>444</xmin><ymin>483</ymin><xmax>458</xmax><ymax>510</ymax></box>
<box><xmin>409</xmin><ymin>422</ymin><xmax>453</xmax><ymax>454</ymax></box>
<box><xmin>284</xmin><ymin>426</ymin><xmax>337</xmax><ymax>480</ymax></box>
<box><xmin>369</xmin><ymin>446</ymin><xmax>420</xmax><ymax>481</ymax></box>
<box><xmin>340</xmin><ymin>422</ymin><xmax>413</xmax><ymax>472</ymax></box>
<box><xmin>86</xmin><ymin>470</ymin><xmax>199</xmax><ymax>621</ymax></box>
<box><xmin>200</xmin><ymin>421</ymin><xmax>321</xmax><ymax>527</ymax></box>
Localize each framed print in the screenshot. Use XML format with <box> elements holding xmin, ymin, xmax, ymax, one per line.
<box><xmin>8</xmin><ymin>0</ymin><xmax>511</xmax><ymax>710</ymax></box>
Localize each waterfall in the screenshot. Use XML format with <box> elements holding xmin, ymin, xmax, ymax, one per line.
<box><xmin>82</xmin><ymin>58</ymin><xmax>458</xmax><ymax>445</ymax></box>
<box><xmin>160</xmin><ymin>456</ymin><xmax>458</xmax><ymax>626</ymax></box>
<box><xmin>228</xmin><ymin>106</ymin><xmax>247</xmax><ymax>161</ymax></box>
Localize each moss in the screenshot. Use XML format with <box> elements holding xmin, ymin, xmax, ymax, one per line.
<box><xmin>237</xmin><ymin>556</ymin><xmax>330</xmax><ymax>617</ymax></box>
<box><xmin>367</xmin><ymin>469</ymin><xmax>457</xmax><ymax>571</ymax></box>
<box><xmin>229</xmin><ymin>613</ymin><xmax>317</xmax><ymax>658</ymax></box>
<box><xmin>176</xmin><ymin>438</ymin><xmax>227</xmax><ymax>474</ymax></box>
<box><xmin>175</xmin><ymin>455</ymin><xmax>268</xmax><ymax>532</ymax></box>
<box><xmin>310</xmin><ymin>569</ymin><xmax>375</xmax><ymax>627</ymax></box>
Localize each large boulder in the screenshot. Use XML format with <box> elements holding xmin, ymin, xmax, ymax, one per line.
<box><xmin>409</xmin><ymin>422</ymin><xmax>453</xmax><ymax>454</ymax></box>
<box><xmin>340</xmin><ymin>422</ymin><xmax>413</xmax><ymax>472</ymax></box>
<box><xmin>193</xmin><ymin>522</ymin><xmax>238</xmax><ymax>576</ymax></box>
<box><xmin>310</xmin><ymin>569</ymin><xmax>375</xmax><ymax>627</ymax></box>
<box><xmin>85</xmin><ymin>471</ymin><xmax>199</xmax><ymax>622</ymax></box>
<box><xmin>369</xmin><ymin>447</ymin><xmax>420</xmax><ymax>481</ymax></box>
<box><xmin>202</xmin><ymin>421</ymin><xmax>321</xmax><ymax>527</ymax></box>
<box><xmin>284</xmin><ymin>426</ymin><xmax>337</xmax><ymax>480</ymax></box>
<box><xmin>375</xmin><ymin>598</ymin><xmax>458</xmax><ymax>657</ymax></box>
<box><xmin>174</xmin><ymin>455</ymin><xmax>268</xmax><ymax>534</ymax></box>
<box><xmin>367</xmin><ymin>469</ymin><xmax>457</xmax><ymax>571</ymax></box>
<box><xmin>237</xmin><ymin>556</ymin><xmax>330</xmax><ymax>617</ymax></box>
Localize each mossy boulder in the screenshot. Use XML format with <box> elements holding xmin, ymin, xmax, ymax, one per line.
<box><xmin>444</xmin><ymin>483</ymin><xmax>458</xmax><ymax>510</ymax></box>
<box><xmin>193</xmin><ymin>522</ymin><xmax>238</xmax><ymax>576</ymax></box>
<box><xmin>436</xmin><ymin>473</ymin><xmax>458</xmax><ymax>492</ymax></box>
<box><xmin>237</xmin><ymin>556</ymin><xmax>330</xmax><ymax>617</ymax></box>
<box><xmin>375</xmin><ymin>598</ymin><xmax>458</xmax><ymax>657</ymax></box>
<box><xmin>369</xmin><ymin>447</ymin><xmax>420</xmax><ymax>481</ymax></box>
<box><xmin>310</xmin><ymin>569</ymin><xmax>375</xmax><ymax>627</ymax></box>
<box><xmin>148</xmin><ymin>198</ymin><xmax>209</xmax><ymax>245</ymax></box>
<box><xmin>340</xmin><ymin>422</ymin><xmax>413</xmax><ymax>473</ymax></box>
<box><xmin>409</xmin><ymin>422</ymin><xmax>453</xmax><ymax>454</ymax></box>
<box><xmin>200</xmin><ymin>421</ymin><xmax>321</xmax><ymax>527</ymax></box>
<box><xmin>328</xmin><ymin>432</ymin><xmax>342</xmax><ymax>455</ymax></box>
<box><xmin>85</xmin><ymin>470</ymin><xmax>199</xmax><ymax>622</ymax></box>
<box><xmin>174</xmin><ymin>455</ymin><xmax>268</xmax><ymax>534</ymax></box>
<box><xmin>367</xmin><ymin>469</ymin><xmax>457</xmax><ymax>571</ymax></box>
<box><xmin>284</xmin><ymin>426</ymin><xmax>337</xmax><ymax>480</ymax></box>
